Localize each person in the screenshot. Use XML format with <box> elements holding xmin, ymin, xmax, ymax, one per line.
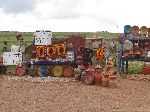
<box><xmin>78</xmin><ymin>46</ymin><xmax>94</xmax><ymax>67</ymax></box>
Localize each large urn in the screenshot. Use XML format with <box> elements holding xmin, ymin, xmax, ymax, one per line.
<box><xmin>84</xmin><ymin>66</ymin><xmax>95</xmax><ymax>85</ymax></box>
<box><xmin>94</xmin><ymin>65</ymin><xmax>102</xmax><ymax>86</ymax></box>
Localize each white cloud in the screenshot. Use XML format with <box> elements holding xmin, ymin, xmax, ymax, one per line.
<box><xmin>0</xmin><ymin>0</ymin><xmax>37</xmax><ymax>13</ymax></box>
<box><xmin>0</xmin><ymin>0</ymin><xmax>150</xmax><ymax>32</ymax></box>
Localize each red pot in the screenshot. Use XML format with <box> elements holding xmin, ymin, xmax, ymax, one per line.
<box><xmin>16</xmin><ymin>66</ymin><xmax>26</xmax><ymax>76</ymax></box>
<box><xmin>145</xmin><ymin>42</ymin><xmax>149</xmax><ymax>46</ymax></box>
<box><xmin>95</xmin><ymin>73</ymin><xmax>102</xmax><ymax>85</ymax></box>
<box><xmin>134</xmin><ymin>50</ymin><xmax>141</xmax><ymax>56</ymax></box>
<box><xmin>123</xmin><ymin>50</ymin><xmax>129</xmax><ymax>57</ymax></box>
<box><xmin>129</xmin><ymin>50</ymin><xmax>135</xmax><ymax>57</ymax></box>
<box><xmin>141</xmin><ymin>65</ymin><xmax>150</xmax><ymax>75</ymax></box>
<box><xmin>85</xmin><ymin>74</ymin><xmax>94</xmax><ymax>85</ymax></box>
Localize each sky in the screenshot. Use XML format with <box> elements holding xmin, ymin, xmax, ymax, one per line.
<box><xmin>0</xmin><ymin>0</ymin><xmax>150</xmax><ymax>33</ymax></box>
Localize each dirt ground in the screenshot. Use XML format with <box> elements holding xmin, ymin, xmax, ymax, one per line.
<box><xmin>1</xmin><ymin>75</ymin><xmax>150</xmax><ymax>112</ymax></box>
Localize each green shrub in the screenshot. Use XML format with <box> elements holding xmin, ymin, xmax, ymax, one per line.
<box><xmin>128</xmin><ymin>64</ymin><xmax>143</xmax><ymax>74</ymax></box>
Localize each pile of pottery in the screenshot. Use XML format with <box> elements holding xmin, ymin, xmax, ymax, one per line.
<box><xmin>74</xmin><ymin>60</ymin><xmax>118</xmax><ymax>88</ymax></box>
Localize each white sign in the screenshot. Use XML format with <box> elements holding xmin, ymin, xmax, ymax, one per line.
<box><xmin>3</xmin><ymin>52</ymin><xmax>22</xmax><ymax>65</ymax></box>
<box><xmin>35</xmin><ymin>30</ymin><xmax>52</xmax><ymax>45</ymax></box>
<box><xmin>67</xmin><ymin>51</ymin><xmax>74</xmax><ymax>61</ymax></box>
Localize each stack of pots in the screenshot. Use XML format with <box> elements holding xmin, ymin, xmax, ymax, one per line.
<box><xmin>109</xmin><ymin>75</ymin><xmax>117</xmax><ymax>88</ymax></box>
<box><xmin>128</xmin><ymin>50</ymin><xmax>135</xmax><ymax>57</ymax></box>
<box><xmin>102</xmin><ymin>68</ymin><xmax>110</xmax><ymax>87</ymax></box>
<box><xmin>94</xmin><ymin>65</ymin><xmax>102</xmax><ymax>86</ymax></box>
<box><xmin>134</xmin><ymin>43</ymin><xmax>141</xmax><ymax>57</ymax></box>
<box><xmin>84</xmin><ymin>66</ymin><xmax>95</xmax><ymax>85</ymax></box>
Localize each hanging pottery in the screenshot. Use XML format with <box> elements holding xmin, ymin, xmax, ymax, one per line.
<box><xmin>134</xmin><ymin>50</ymin><xmax>141</xmax><ymax>56</ymax></box>
<box><xmin>148</xmin><ymin>28</ymin><xmax>150</xmax><ymax>37</ymax></box>
<box><xmin>144</xmin><ymin>42</ymin><xmax>149</xmax><ymax>46</ymax></box>
<box><xmin>124</xmin><ymin>25</ymin><xmax>132</xmax><ymax>34</ymax></box>
<box><xmin>140</xmin><ymin>26</ymin><xmax>148</xmax><ymax>35</ymax></box>
<box><xmin>123</xmin><ymin>50</ymin><xmax>130</xmax><ymax>57</ymax></box>
<box><xmin>132</xmin><ymin>25</ymin><xmax>139</xmax><ymax>35</ymax></box>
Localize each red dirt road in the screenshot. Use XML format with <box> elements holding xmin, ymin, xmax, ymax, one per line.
<box><xmin>1</xmin><ymin>75</ymin><xmax>150</xmax><ymax>112</ymax></box>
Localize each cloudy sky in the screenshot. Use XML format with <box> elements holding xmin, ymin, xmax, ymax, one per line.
<box><xmin>0</xmin><ymin>0</ymin><xmax>150</xmax><ymax>32</ymax></box>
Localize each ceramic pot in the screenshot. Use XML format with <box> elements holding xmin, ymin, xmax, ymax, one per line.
<box><xmin>16</xmin><ymin>66</ymin><xmax>26</xmax><ymax>76</ymax></box>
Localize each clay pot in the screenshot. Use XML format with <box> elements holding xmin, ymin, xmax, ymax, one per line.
<box><xmin>63</xmin><ymin>65</ymin><xmax>73</xmax><ymax>77</ymax></box>
<box><xmin>102</xmin><ymin>70</ymin><xmax>109</xmax><ymax>87</ymax></box>
<box><xmin>102</xmin><ymin>76</ymin><xmax>109</xmax><ymax>87</ymax></box>
<box><xmin>123</xmin><ymin>50</ymin><xmax>129</xmax><ymax>57</ymax></box>
<box><xmin>95</xmin><ymin>65</ymin><xmax>102</xmax><ymax>85</ymax></box>
<box><xmin>140</xmin><ymin>26</ymin><xmax>148</xmax><ymax>35</ymax></box>
<box><xmin>134</xmin><ymin>50</ymin><xmax>141</xmax><ymax>56</ymax></box>
<box><xmin>16</xmin><ymin>66</ymin><xmax>26</xmax><ymax>76</ymax></box>
<box><xmin>129</xmin><ymin>50</ymin><xmax>135</xmax><ymax>57</ymax></box>
<box><xmin>132</xmin><ymin>25</ymin><xmax>139</xmax><ymax>35</ymax></box>
<box><xmin>145</xmin><ymin>42</ymin><xmax>149</xmax><ymax>46</ymax></box>
<box><xmin>85</xmin><ymin>74</ymin><xmax>95</xmax><ymax>85</ymax></box>
<box><xmin>95</xmin><ymin>73</ymin><xmax>102</xmax><ymax>86</ymax></box>
<box><xmin>85</xmin><ymin>67</ymin><xmax>95</xmax><ymax>73</ymax></box>
<box><xmin>109</xmin><ymin>75</ymin><xmax>117</xmax><ymax>88</ymax></box>
<box><xmin>141</xmin><ymin>64</ymin><xmax>150</xmax><ymax>75</ymax></box>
